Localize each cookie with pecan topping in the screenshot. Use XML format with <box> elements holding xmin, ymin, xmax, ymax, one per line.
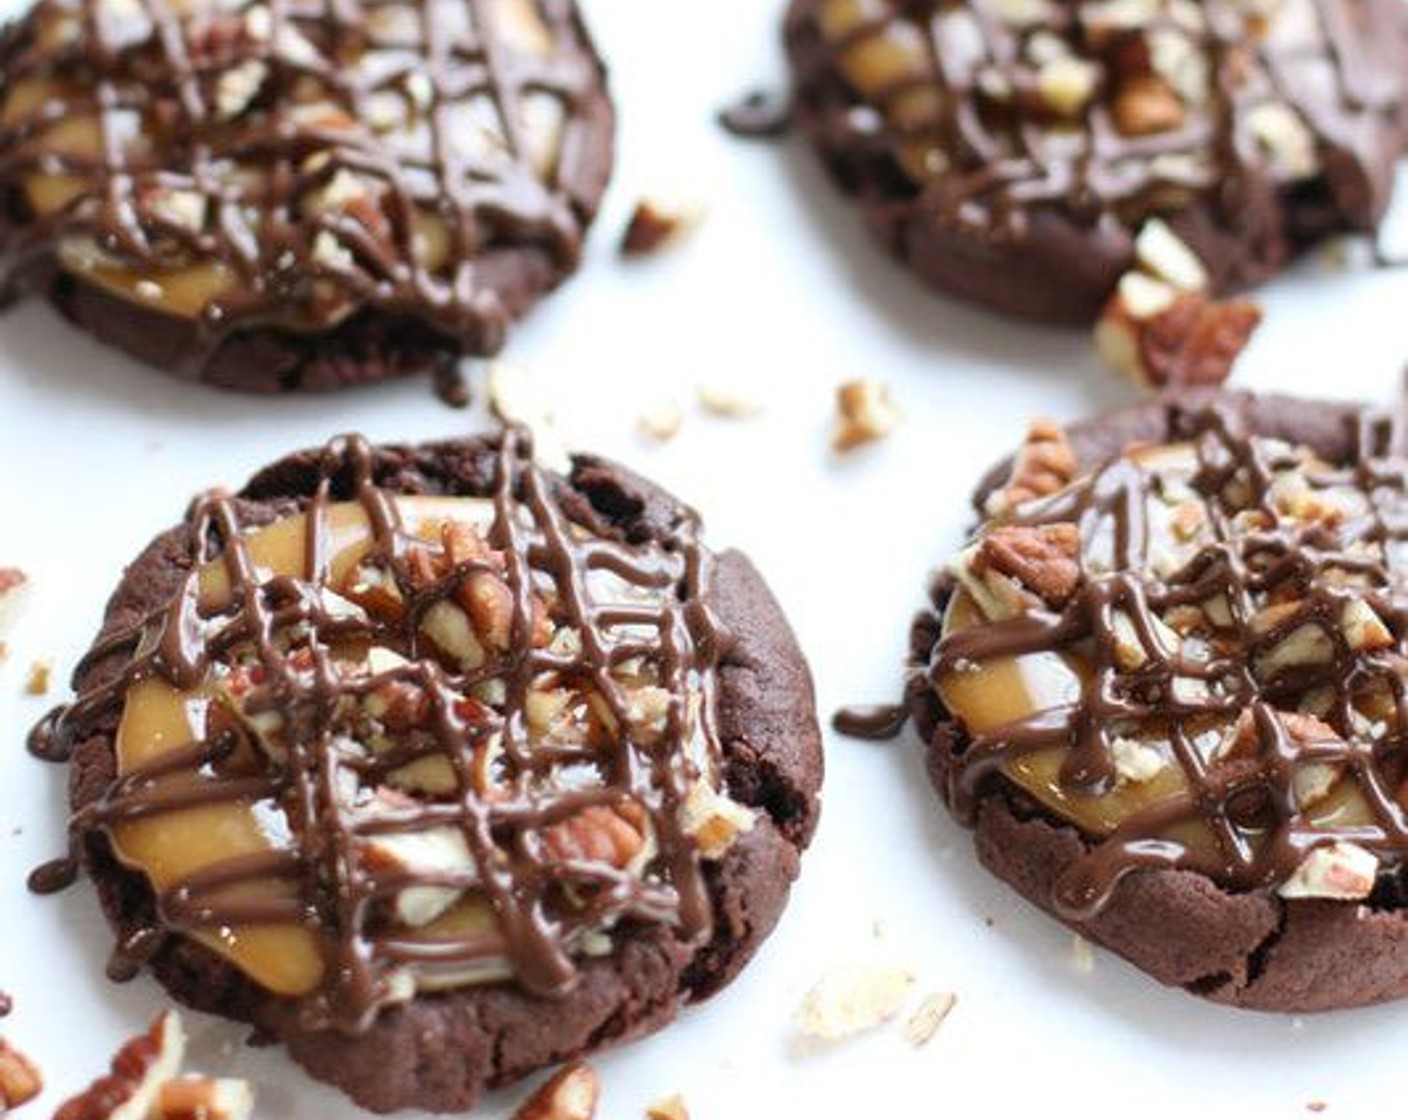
<box><xmin>785</xmin><ymin>0</ymin><xmax>1408</xmax><ymax>323</ymax></box>
<box><xmin>908</xmin><ymin>391</ymin><xmax>1408</xmax><ymax>1010</ymax></box>
<box><xmin>0</xmin><ymin>0</ymin><xmax>613</xmax><ymax>391</ymax></box>
<box><xmin>31</xmin><ymin>429</ymin><xmax>822</xmax><ymax>1111</ymax></box>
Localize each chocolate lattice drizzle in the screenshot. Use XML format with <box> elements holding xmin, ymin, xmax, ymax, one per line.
<box><xmin>793</xmin><ymin>0</ymin><xmax>1404</xmax><ymax>237</ymax></box>
<box><xmin>30</xmin><ymin>430</ymin><xmax>734</xmax><ymax>1033</ymax></box>
<box><xmin>935</xmin><ymin>405</ymin><xmax>1408</xmax><ymax>918</ymax></box>
<box><xmin>0</xmin><ymin>0</ymin><xmax>603</xmax><ymax>365</ymax></box>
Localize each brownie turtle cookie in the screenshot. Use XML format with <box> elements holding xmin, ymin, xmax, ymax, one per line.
<box><xmin>29</xmin><ymin>429</ymin><xmax>822</xmax><ymax>1112</ymax></box>
<box><xmin>0</xmin><ymin>0</ymin><xmax>613</xmax><ymax>391</ymax></box>
<box><xmin>785</xmin><ymin>0</ymin><xmax>1408</xmax><ymax>324</ymax></box>
<box><xmin>901</xmin><ymin>390</ymin><xmax>1408</xmax><ymax>1011</ymax></box>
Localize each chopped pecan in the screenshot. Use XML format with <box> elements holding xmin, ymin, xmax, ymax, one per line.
<box><xmin>0</xmin><ymin>1038</ymin><xmax>42</xmax><ymax>1111</ymax></box>
<box><xmin>619</xmin><ymin>199</ymin><xmax>704</xmax><ymax>257</ymax></box>
<box><xmin>54</xmin><ymin>1010</ymin><xmax>185</xmax><ymax>1120</ymax></box>
<box><xmin>1098</xmin><ymin>281</ymin><xmax>1262</xmax><ymax>389</ymax></box>
<box><xmin>1112</xmin><ymin>74</ymin><xmax>1184</xmax><ymax>135</ymax></box>
<box><xmin>833</xmin><ymin>379</ymin><xmax>900</xmax><ymax>452</ymax></box>
<box><xmin>541</xmin><ymin>802</ymin><xmax>647</xmax><ymax>868</ymax></box>
<box><xmin>973</xmin><ymin>523</ymin><xmax>1081</xmax><ymax>608</ymax></box>
<box><xmin>986</xmin><ymin>418</ymin><xmax>1076</xmax><ymax>516</ymax></box>
<box><xmin>510</xmin><ymin>1063</ymin><xmax>600</xmax><ymax>1120</ymax></box>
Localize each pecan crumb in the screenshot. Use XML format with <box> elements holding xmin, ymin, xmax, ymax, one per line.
<box><xmin>1071</xmin><ymin>934</ymin><xmax>1095</xmax><ymax>974</ymax></box>
<box><xmin>0</xmin><ymin>1038</ymin><xmax>42</xmax><ymax>1111</ymax></box>
<box><xmin>986</xmin><ymin>418</ymin><xmax>1076</xmax><ymax>516</ymax></box>
<box><xmin>510</xmin><ymin>1063</ymin><xmax>600</xmax><ymax>1120</ymax></box>
<box><xmin>697</xmin><ymin>383</ymin><xmax>763</xmax><ymax>419</ymax></box>
<box><xmin>974</xmin><ymin>523</ymin><xmax>1081</xmax><ymax>608</ymax></box>
<box><xmin>645</xmin><ymin>1093</ymin><xmax>690</xmax><ymax>1120</ymax></box>
<box><xmin>23</xmin><ymin>659</ymin><xmax>51</xmax><ymax>696</ymax></box>
<box><xmin>638</xmin><ymin>401</ymin><xmax>684</xmax><ymax>442</ymax></box>
<box><xmin>902</xmin><ymin>991</ymin><xmax>957</xmax><ymax>1047</ymax></box>
<box><xmin>794</xmin><ymin>963</ymin><xmax>915</xmax><ymax>1043</ymax></box>
<box><xmin>620</xmin><ymin>199</ymin><xmax>705</xmax><ymax>258</ymax></box>
<box><xmin>833</xmin><ymin>379</ymin><xmax>899</xmax><ymax>452</ymax></box>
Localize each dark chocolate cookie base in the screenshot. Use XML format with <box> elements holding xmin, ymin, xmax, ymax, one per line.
<box><xmin>0</xmin><ymin>0</ymin><xmax>614</xmax><ymax>393</ymax></box>
<box><xmin>65</xmin><ymin>435</ymin><xmax>823</xmax><ymax>1112</ymax></box>
<box><xmin>909</xmin><ymin>389</ymin><xmax>1408</xmax><ymax>1011</ymax></box>
<box><xmin>783</xmin><ymin>0</ymin><xmax>1408</xmax><ymax>325</ymax></box>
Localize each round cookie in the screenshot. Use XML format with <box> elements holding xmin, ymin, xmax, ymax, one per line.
<box><xmin>906</xmin><ymin>389</ymin><xmax>1408</xmax><ymax>1011</ymax></box>
<box><xmin>785</xmin><ymin>0</ymin><xmax>1408</xmax><ymax>323</ymax></box>
<box><xmin>0</xmin><ymin>0</ymin><xmax>613</xmax><ymax>391</ymax></box>
<box><xmin>32</xmin><ymin>429</ymin><xmax>822</xmax><ymax>1112</ymax></box>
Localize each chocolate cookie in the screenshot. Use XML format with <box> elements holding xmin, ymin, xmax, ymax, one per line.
<box><xmin>0</xmin><ymin>0</ymin><xmax>613</xmax><ymax>391</ymax></box>
<box><xmin>903</xmin><ymin>389</ymin><xmax>1408</xmax><ymax>1011</ymax></box>
<box><xmin>785</xmin><ymin>0</ymin><xmax>1408</xmax><ymax>323</ymax></box>
<box><xmin>30</xmin><ymin>429</ymin><xmax>822</xmax><ymax>1112</ymax></box>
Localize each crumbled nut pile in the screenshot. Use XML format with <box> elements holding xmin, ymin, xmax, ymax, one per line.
<box><xmin>53</xmin><ymin>1011</ymin><xmax>254</xmax><ymax>1120</ymax></box>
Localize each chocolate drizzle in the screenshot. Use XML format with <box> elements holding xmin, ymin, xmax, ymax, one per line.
<box><xmin>718</xmin><ymin>88</ymin><xmax>793</xmax><ymax>139</ymax></box>
<box><xmin>831</xmin><ymin>702</ymin><xmax>908</xmax><ymax>740</ymax></box>
<box><xmin>935</xmin><ymin>404</ymin><xmax>1408</xmax><ymax>918</ymax></box>
<box><xmin>789</xmin><ymin>0</ymin><xmax>1407</xmax><ymax>246</ymax></box>
<box><xmin>0</xmin><ymin>0</ymin><xmax>608</xmax><ymax>371</ymax></box>
<box><xmin>29</xmin><ymin>429</ymin><xmax>732</xmax><ymax>1034</ymax></box>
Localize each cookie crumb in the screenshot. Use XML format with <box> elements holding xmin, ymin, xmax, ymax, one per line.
<box><xmin>902</xmin><ymin>991</ymin><xmax>957</xmax><ymax>1047</ymax></box>
<box><xmin>23</xmin><ymin>659</ymin><xmax>51</xmax><ymax>696</ymax></box>
<box><xmin>795</xmin><ymin>963</ymin><xmax>915</xmax><ymax>1044</ymax></box>
<box><xmin>1306</xmin><ymin>1102</ymin><xmax>1327</xmax><ymax>1114</ymax></box>
<box><xmin>833</xmin><ymin>379</ymin><xmax>899</xmax><ymax>452</ymax></box>
<box><xmin>1071</xmin><ymin>934</ymin><xmax>1095</xmax><ymax>974</ymax></box>
<box><xmin>645</xmin><ymin>1092</ymin><xmax>690</xmax><ymax>1120</ymax></box>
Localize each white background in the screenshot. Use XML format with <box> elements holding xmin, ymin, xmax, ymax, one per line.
<box><xmin>3</xmin><ymin>1</ymin><xmax>1408</xmax><ymax>1116</ymax></box>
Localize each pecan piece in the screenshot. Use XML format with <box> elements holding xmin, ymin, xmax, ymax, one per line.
<box><xmin>973</xmin><ymin>523</ymin><xmax>1081</xmax><ymax>608</ymax></box>
<box><xmin>1097</xmin><ymin>278</ymin><xmax>1262</xmax><ymax>389</ymax></box>
<box><xmin>985</xmin><ymin>418</ymin><xmax>1076</xmax><ymax>516</ymax></box>
<box><xmin>0</xmin><ymin>1038</ymin><xmax>42</xmax><ymax>1111</ymax></box>
<box><xmin>541</xmin><ymin>802</ymin><xmax>647</xmax><ymax>868</ymax></box>
<box><xmin>1112</xmin><ymin>74</ymin><xmax>1184</xmax><ymax>135</ymax></box>
<box><xmin>510</xmin><ymin>1063</ymin><xmax>600</xmax><ymax>1120</ymax></box>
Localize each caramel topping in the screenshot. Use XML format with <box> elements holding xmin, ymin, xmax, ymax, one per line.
<box><xmin>0</xmin><ymin>0</ymin><xmax>600</xmax><ymax>363</ymax></box>
<box><xmin>31</xmin><ymin>431</ymin><xmax>746</xmax><ymax>1034</ymax></box>
<box><xmin>802</xmin><ymin>0</ymin><xmax>1402</xmax><ymax>235</ymax></box>
<box><xmin>934</xmin><ymin>407</ymin><xmax>1408</xmax><ymax>915</ymax></box>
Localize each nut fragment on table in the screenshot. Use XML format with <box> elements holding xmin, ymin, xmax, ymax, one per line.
<box><xmin>0</xmin><ymin>1038</ymin><xmax>42</xmax><ymax>1111</ymax></box>
<box><xmin>638</xmin><ymin>401</ymin><xmax>684</xmax><ymax>442</ymax></box>
<box><xmin>0</xmin><ymin>568</ymin><xmax>28</xmax><ymax>634</ymax></box>
<box><xmin>795</xmin><ymin>963</ymin><xmax>915</xmax><ymax>1042</ymax></box>
<box><xmin>52</xmin><ymin>1010</ymin><xmax>256</xmax><ymax>1120</ymax></box>
<box><xmin>902</xmin><ymin>990</ymin><xmax>957</xmax><ymax>1047</ymax></box>
<box><xmin>485</xmin><ymin>361</ymin><xmax>571</xmax><ymax>473</ymax></box>
<box><xmin>620</xmin><ymin>198</ymin><xmax>706</xmax><ymax>257</ymax></box>
<box><xmin>697</xmin><ymin>382</ymin><xmax>763</xmax><ymax>419</ymax></box>
<box><xmin>53</xmin><ymin>1010</ymin><xmax>187</xmax><ymax>1120</ymax></box>
<box><xmin>1095</xmin><ymin>275</ymin><xmax>1262</xmax><ymax>388</ymax></box>
<box><xmin>832</xmin><ymin>379</ymin><xmax>900</xmax><ymax>451</ymax></box>
<box><xmin>23</xmin><ymin>659</ymin><xmax>51</xmax><ymax>696</ymax></box>
<box><xmin>153</xmin><ymin>1078</ymin><xmax>255</xmax><ymax>1120</ymax></box>
<box><xmin>509</xmin><ymin>1062</ymin><xmax>600</xmax><ymax>1120</ymax></box>
<box><xmin>645</xmin><ymin>1093</ymin><xmax>691</xmax><ymax>1120</ymax></box>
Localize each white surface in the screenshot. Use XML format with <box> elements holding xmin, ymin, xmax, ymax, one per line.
<box><xmin>2</xmin><ymin>2</ymin><xmax>1408</xmax><ymax>1117</ymax></box>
